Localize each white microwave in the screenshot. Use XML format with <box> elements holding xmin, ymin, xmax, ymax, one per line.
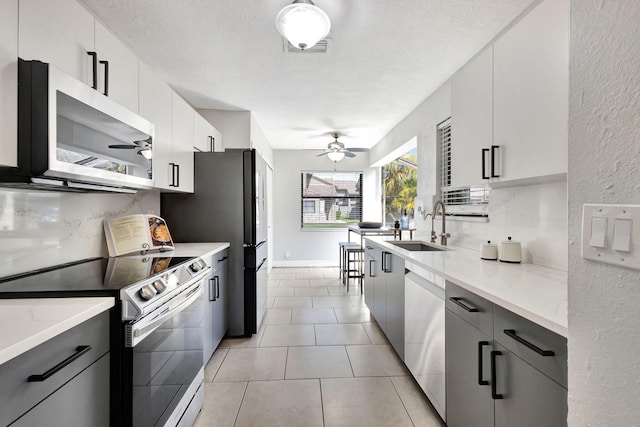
<box><xmin>0</xmin><ymin>59</ymin><xmax>155</xmax><ymax>193</ymax></box>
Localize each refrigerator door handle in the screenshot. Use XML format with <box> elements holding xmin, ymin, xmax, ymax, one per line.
<box><xmin>256</xmin><ymin>257</ymin><xmax>267</xmax><ymax>272</ymax></box>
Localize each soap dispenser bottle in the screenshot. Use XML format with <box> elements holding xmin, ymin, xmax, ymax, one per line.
<box><xmin>400</xmin><ymin>209</ymin><xmax>409</xmax><ymax>229</ymax></box>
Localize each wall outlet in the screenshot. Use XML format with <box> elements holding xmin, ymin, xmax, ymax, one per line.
<box><xmin>582</xmin><ymin>204</ymin><xmax>640</xmax><ymax>271</ymax></box>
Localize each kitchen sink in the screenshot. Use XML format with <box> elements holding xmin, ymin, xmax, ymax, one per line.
<box><xmin>388</xmin><ymin>241</ymin><xmax>447</xmax><ymax>251</ymax></box>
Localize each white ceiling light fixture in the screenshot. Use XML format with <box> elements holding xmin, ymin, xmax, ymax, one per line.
<box><xmin>275</xmin><ymin>0</ymin><xmax>331</xmax><ymax>51</ymax></box>
<box><xmin>138</xmin><ymin>147</ymin><xmax>153</xmax><ymax>160</ymax></box>
<box><xmin>327</xmin><ymin>150</ymin><xmax>345</xmax><ymax>162</ymax></box>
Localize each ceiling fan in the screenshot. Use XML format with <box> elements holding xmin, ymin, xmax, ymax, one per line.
<box><xmin>316</xmin><ymin>133</ymin><xmax>367</xmax><ymax>161</ymax></box>
<box><xmin>108</xmin><ymin>137</ymin><xmax>153</xmax><ymax>159</ymax></box>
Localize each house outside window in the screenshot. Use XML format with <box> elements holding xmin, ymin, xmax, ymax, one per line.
<box><xmin>301</xmin><ymin>171</ymin><xmax>363</xmax><ymax>229</ymax></box>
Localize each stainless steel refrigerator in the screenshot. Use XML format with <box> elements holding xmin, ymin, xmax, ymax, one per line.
<box><xmin>161</xmin><ymin>149</ymin><xmax>268</xmax><ymax>336</ymax></box>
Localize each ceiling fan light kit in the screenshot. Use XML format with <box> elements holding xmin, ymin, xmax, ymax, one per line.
<box><xmin>327</xmin><ymin>150</ymin><xmax>345</xmax><ymax>162</ymax></box>
<box><xmin>275</xmin><ymin>0</ymin><xmax>331</xmax><ymax>50</ymax></box>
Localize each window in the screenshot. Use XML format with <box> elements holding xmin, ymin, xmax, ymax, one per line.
<box><xmin>301</xmin><ymin>171</ymin><xmax>363</xmax><ymax>229</ymax></box>
<box><xmin>438</xmin><ymin>118</ymin><xmax>451</xmax><ymax>188</ymax></box>
<box><xmin>438</xmin><ymin>117</ymin><xmax>489</xmax><ymax>217</ymax></box>
<box><xmin>382</xmin><ymin>149</ymin><xmax>417</xmax><ymax>227</ymax></box>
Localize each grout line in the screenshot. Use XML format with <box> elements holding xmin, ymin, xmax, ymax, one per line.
<box><xmin>233</xmin><ymin>381</ymin><xmax>250</xmax><ymax>427</ymax></box>
<box><xmin>389</xmin><ymin>376</ymin><xmax>417</xmax><ymax>427</ymax></box>
<box><xmin>319</xmin><ymin>378</ymin><xmax>326</xmax><ymax>427</ymax></box>
<box><xmin>344</xmin><ymin>345</ymin><xmax>356</xmax><ymax>377</ymax></box>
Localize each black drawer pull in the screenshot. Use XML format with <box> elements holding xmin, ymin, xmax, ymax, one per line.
<box><xmin>448</xmin><ymin>297</ymin><xmax>479</xmax><ymax>312</ymax></box>
<box><xmin>478</xmin><ymin>341</ymin><xmax>490</xmax><ymax>386</ymax></box>
<box><xmin>491</xmin><ymin>350</ymin><xmax>503</xmax><ymax>399</ymax></box>
<box><xmin>503</xmin><ymin>329</ymin><xmax>555</xmax><ymax>356</ymax></box>
<box><xmin>28</xmin><ymin>345</ymin><xmax>92</xmax><ymax>382</ymax></box>
<box><xmin>217</xmin><ymin>256</ymin><xmax>228</xmax><ymax>263</ymax></box>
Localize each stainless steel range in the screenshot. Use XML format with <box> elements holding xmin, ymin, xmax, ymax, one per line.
<box><xmin>0</xmin><ymin>255</ymin><xmax>211</xmax><ymax>427</ymax></box>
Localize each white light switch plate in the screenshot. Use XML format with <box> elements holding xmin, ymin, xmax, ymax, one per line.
<box><xmin>582</xmin><ymin>204</ymin><xmax>640</xmax><ymax>270</ymax></box>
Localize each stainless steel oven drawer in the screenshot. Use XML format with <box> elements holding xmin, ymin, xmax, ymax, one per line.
<box><xmin>0</xmin><ymin>310</ymin><xmax>110</xmax><ymax>426</ymax></box>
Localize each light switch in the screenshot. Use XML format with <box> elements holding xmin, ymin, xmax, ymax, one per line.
<box><xmin>613</xmin><ymin>218</ymin><xmax>632</xmax><ymax>252</ymax></box>
<box><xmin>590</xmin><ymin>217</ymin><xmax>607</xmax><ymax>248</ymax></box>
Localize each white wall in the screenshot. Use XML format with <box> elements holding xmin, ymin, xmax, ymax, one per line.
<box><xmin>0</xmin><ymin>188</ymin><xmax>159</xmax><ymax>277</ymax></box>
<box><xmin>273</xmin><ymin>150</ymin><xmax>376</xmax><ymax>266</ymax></box>
<box><xmin>568</xmin><ymin>1</ymin><xmax>640</xmax><ymax>424</ymax></box>
<box><xmin>197</xmin><ymin>109</ymin><xmax>250</xmax><ymax>151</ymax></box>
<box><xmin>250</xmin><ymin>115</ymin><xmax>274</xmax><ymax>168</ymax></box>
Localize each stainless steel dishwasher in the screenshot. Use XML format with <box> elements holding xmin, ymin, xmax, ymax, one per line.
<box><xmin>404</xmin><ymin>269</ymin><xmax>446</xmax><ymax>421</ymax></box>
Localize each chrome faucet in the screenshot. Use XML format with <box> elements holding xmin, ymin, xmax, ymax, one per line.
<box><xmin>432</xmin><ymin>200</ymin><xmax>451</xmax><ymax>246</ymax></box>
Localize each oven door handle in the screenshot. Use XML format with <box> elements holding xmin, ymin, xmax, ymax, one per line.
<box><xmin>132</xmin><ymin>282</ymin><xmax>203</xmax><ymax>340</ymax></box>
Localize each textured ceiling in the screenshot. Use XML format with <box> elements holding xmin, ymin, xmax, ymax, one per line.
<box><xmin>79</xmin><ymin>0</ymin><xmax>535</xmax><ymax>150</ymax></box>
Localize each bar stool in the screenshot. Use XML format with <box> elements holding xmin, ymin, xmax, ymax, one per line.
<box><xmin>338</xmin><ymin>242</ymin><xmax>359</xmax><ymax>281</ymax></box>
<box><xmin>343</xmin><ymin>244</ymin><xmax>364</xmax><ymax>293</ymax></box>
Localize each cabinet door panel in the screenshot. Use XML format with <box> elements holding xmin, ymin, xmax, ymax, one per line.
<box><xmin>12</xmin><ymin>354</ymin><xmax>110</xmax><ymax>427</ymax></box>
<box><xmin>18</xmin><ymin>0</ymin><xmax>94</xmax><ymax>84</ymax></box>
<box><xmin>0</xmin><ymin>0</ymin><xmax>18</xmax><ymax>167</ymax></box>
<box><xmin>194</xmin><ymin>112</ymin><xmax>214</xmax><ymax>152</ymax></box>
<box><xmin>364</xmin><ymin>250</ymin><xmax>375</xmax><ymax>311</ymax></box>
<box><xmin>171</xmin><ymin>92</ymin><xmax>195</xmax><ymax>193</ymax></box>
<box><xmin>446</xmin><ymin>308</ymin><xmax>494</xmax><ymax>427</ymax></box>
<box><xmin>450</xmin><ymin>47</ymin><xmax>493</xmax><ymax>187</ymax></box>
<box><xmin>494</xmin><ymin>343</ymin><xmax>567</xmax><ymax>427</ymax></box>
<box><xmin>373</xmin><ymin>248</ymin><xmax>387</xmax><ymax>331</ymax></box>
<box><xmin>385</xmin><ymin>254</ymin><xmax>404</xmax><ymax>359</ymax></box>
<box><xmin>493</xmin><ymin>0</ymin><xmax>569</xmax><ymax>181</ymax></box>
<box><xmin>202</xmin><ymin>255</ymin><xmax>215</xmax><ymax>364</ymax></box>
<box><xmin>139</xmin><ymin>62</ymin><xmax>172</xmax><ymax>190</ymax></box>
<box><xmin>94</xmin><ymin>21</ymin><xmax>139</xmax><ymax>112</ymax></box>
<box><xmin>213</xmin><ymin>251</ymin><xmax>229</xmax><ymax>349</ymax></box>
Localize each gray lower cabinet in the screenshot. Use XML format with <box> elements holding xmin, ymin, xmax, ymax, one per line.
<box><xmin>364</xmin><ymin>244</ymin><xmax>375</xmax><ymax>311</ymax></box>
<box><xmin>363</xmin><ymin>242</ymin><xmax>404</xmax><ymax>359</ymax></box>
<box><xmin>203</xmin><ymin>248</ymin><xmax>229</xmax><ymax>363</ymax></box>
<box><xmin>0</xmin><ymin>311</ymin><xmax>110</xmax><ymax>426</ymax></box>
<box><xmin>446</xmin><ymin>281</ymin><xmax>567</xmax><ymax>427</ymax></box>
<box><xmin>445</xmin><ymin>307</ymin><xmax>494</xmax><ymax>427</ymax></box>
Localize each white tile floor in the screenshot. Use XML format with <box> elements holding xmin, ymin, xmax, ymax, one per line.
<box><xmin>194</xmin><ymin>267</ymin><xmax>444</xmax><ymax>427</ymax></box>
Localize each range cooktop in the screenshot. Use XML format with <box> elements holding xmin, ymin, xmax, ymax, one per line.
<box><xmin>0</xmin><ymin>255</ymin><xmax>196</xmax><ymax>298</ymax></box>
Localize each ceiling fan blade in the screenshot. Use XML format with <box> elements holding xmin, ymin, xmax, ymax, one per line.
<box><xmin>343</xmin><ymin>151</ymin><xmax>356</xmax><ymax>158</ymax></box>
<box><xmin>347</xmin><ymin>148</ymin><xmax>369</xmax><ymax>152</ymax></box>
<box><xmin>108</xmin><ymin>144</ymin><xmax>137</xmax><ymax>149</ymax></box>
<box><xmin>316</xmin><ymin>152</ymin><xmax>329</xmax><ymax>157</ymax></box>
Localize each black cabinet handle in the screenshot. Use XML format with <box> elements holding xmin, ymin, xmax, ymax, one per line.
<box><xmin>369</xmin><ymin>260</ymin><xmax>375</xmax><ymax>277</ymax></box>
<box><xmin>208</xmin><ymin>278</ymin><xmax>215</xmax><ymax>301</ymax></box>
<box><xmin>209</xmin><ymin>136</ymin><xmax>215</xmax><ymax>152</ymax></box>
<box><xmin>87</xmin><ymin>52</ymin><xmax>97</xmax><ymax>90</ymax></box>
<box><xmin>481</xmin><ymin>148</ymin><xmax>490</xmax><ymax>179</ymax></box>
<box><xmin>175</xmin><ymin>164</ymin><xmax>180</xmax><ymax>187</ymax></box>
<box><xmin>217</xmin><ymin>256</ymin><xmax>228</xmax><ymax>263</ymax></box>
<box><xmin>491</xmin><ymin>145</ymin><xmax>500</xmax><ymax>177</ymax></box>
<box><xmin>448</xmin><ymin>297</ymin><xmax>479</xmax><ymax>312</ymax></box>
<box><xmin>99</xmin><ymin>60</ymin><xmax>109</xmax><ymax>96</ymax></box>
<box><xmin>215</xmin><ymin>276</ymin><xmax>220</xmax><ymax>299</ymax></box>
<box><xmin>28</xmin><ymin>345</ymin><xmax>91</xmax><ymax>382</ymax></box>
<box><xmin>478</xmin><ymin>341</ymin><xmax>490</xmax><ymax>386</ymax></box>
<box><xmin>169</xmin><ymin>163</ymin><xmax>175</xmax><ymax>187</ymax></box>
<box><xmin>382</xmin><ymin>251</ymin><xmax>392</xmax><ymax>273</ymax></box>
<box><xmin>503</xmin><ymin>329</ymin><xmax>555</xmax><ymax>356</ymax></box>
<box><xmin>490</xmin><ymin>350</ymin><xmax>503</xmax><ymax>399</ymax></box>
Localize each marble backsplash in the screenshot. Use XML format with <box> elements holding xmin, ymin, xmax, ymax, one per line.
<box><xmin>414</xmin><ymin>180</ymin><xmax>568</xmax><ymax>271</ymax></box>
<box><xmin>0</xmin><ymin>188</ymin><xmax>160</xmax><ymax>277</ymax></box>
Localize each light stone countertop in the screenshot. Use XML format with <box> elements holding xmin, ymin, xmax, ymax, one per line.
<box><xmin>365</xmin><ymin>237</ymin><xmax>568</xmax><ymax>337</ymax></box>
<box><xmin>0</xmin><ymin>297</ymin><xmax>114</xmax><ymax>365</ymax></box>
<box><xmin>172</xmin><ymin>242</ymin><xmax>230</xmax><ymax>259</ymax></box>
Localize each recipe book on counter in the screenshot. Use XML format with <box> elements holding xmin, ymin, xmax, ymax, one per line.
<box><xmin>104</xmin><ymin>214</ymin><xmax>175</xmax><ymax>256</ymax></box>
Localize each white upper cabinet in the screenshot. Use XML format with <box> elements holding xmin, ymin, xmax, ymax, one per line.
<box><xmin>139</xmin><ymin>62</ymin><xmax>173</xmax><ymax>190</ymax></box>
<box><xmin>0</xmin><ymin>0</ymin><xmax>18</xmax><ymax>167</ymax></box>
<box><xmin>493</xmin><ymin>0</ymin><xmax>569</xmax><ymax>182</ymax></box>
<box><xmin>193</xmin><ymin>113</ymin><xmax>222</xmax><ymax>153</ymax></box>
<box><xmin>19</xmin><ymin>0</ymin><xmax>140</xmax><ymax>112</ymax></box>
<box><xmin>94</xmin><ymin>21</ymin><xmax>139</xmax><ymax>113</ymax></box>
<box><xmin>18</xmin><ymin>0</ymin><xmax>95</xmax><ymax>85</ymax></box>
<box><xmin>171</xmin><ymin>93</ymin><xmax>194</xmax><ymax>193</ymax></box>
<box><xmin>450</xmin><ymin>47</ymin><xmax>493</xmax><ymax>187</ymax></box>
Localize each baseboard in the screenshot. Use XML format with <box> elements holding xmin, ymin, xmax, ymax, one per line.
<box><xmin>273</xmin><ymin>260</ymin><xmax>338</xmax><ymax>268</ymax></box>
